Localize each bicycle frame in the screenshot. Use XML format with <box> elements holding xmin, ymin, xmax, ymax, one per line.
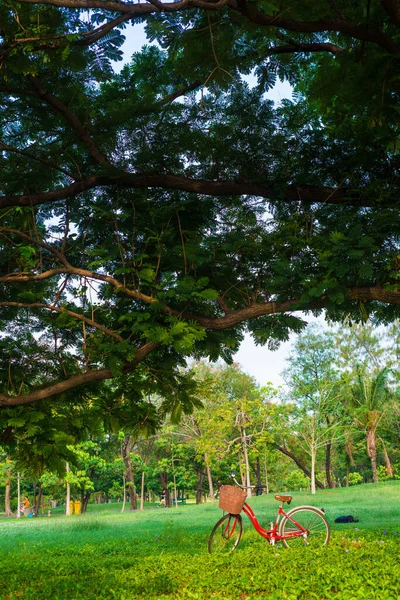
<box><xmin>241</xmin><ymin>501</ymin><xmax>308</xmax><ymax>543</ymax></box>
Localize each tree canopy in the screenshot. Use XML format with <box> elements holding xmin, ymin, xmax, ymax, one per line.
<box><xmin>0</xmin><ymin>0</ymin><xmax>399</xmax><ymax>408</ymax></box>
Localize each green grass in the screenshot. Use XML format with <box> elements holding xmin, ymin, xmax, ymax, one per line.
<box><xmin>0</xmin><ymin>482</ymin><xmax>399</xmax><ymax>599</ymax></box>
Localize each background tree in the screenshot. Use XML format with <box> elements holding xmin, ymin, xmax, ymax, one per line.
<box><xmin>351</xmin><ymin>367</ymin><xmax>395</xmax><ymax>483</ymax></box>
<box><xmin>283</xmin><ymin>326</ymin><xmax>346</xmax><ymax>489</ymax></box>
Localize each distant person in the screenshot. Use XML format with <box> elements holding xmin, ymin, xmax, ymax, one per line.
<box><xmin>24</xmin><ymin>496</ymin><xmax>30</xmax><ymax>508</ymax></box>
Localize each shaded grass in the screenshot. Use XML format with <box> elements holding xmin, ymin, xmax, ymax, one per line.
<box><xmin>0</xmin><ymin>482</ymin><xmax>399</xmax><ymax>599</ymax></box>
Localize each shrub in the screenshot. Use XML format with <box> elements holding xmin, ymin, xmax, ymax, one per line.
<box><xmin>348</xmin><ymin>472</ymin><xmax>363</xmax><ymax>486</ymax></box>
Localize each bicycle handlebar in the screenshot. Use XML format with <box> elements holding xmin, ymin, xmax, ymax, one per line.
<box><xmin>230</xmin><ymin>474</ymin><xmax>256</xmax><ymax>490</ymax></box>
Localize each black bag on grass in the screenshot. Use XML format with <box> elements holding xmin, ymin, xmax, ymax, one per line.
<box><xmin>334</xmin><ymin>515</ymin><xmax>359</xmax><ymax>523</ymax></box>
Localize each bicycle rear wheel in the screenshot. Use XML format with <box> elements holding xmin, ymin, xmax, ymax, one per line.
<box><xmin>208</xmin><ymin>513</ymin><xmax>243</xmax><ymax>553</ymax></box>
<box><xmin>279</xmin><ymin>506</ymin><xmax>330</xmax><ymax>548</ymax></box>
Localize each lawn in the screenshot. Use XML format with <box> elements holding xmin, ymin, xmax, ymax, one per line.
<box><xmin>0</xmin><ymin>482</ymin><xmax>399</xmax><ymax>599</ymax></box>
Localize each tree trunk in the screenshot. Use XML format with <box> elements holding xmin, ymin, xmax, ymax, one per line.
<box><xmin>241</xmin><ymin>427</ymin><xmax>252</xmax><ymax>498</ymax></box>
<box><xmin>195</xmin><ymin>470</ymin><xmax>205</xmax><ymax>504</ymax></box>
<box><xmin>130</xmin><ymin>485</ymin><xmax>137</xmax><ymax>510</ymax></box>
<box><xmin>159</xmin><ymin>472</ymin><xmax>171</xmax><ymax>507</ymax></box>
<box><xmin>33</xmin><ymin>482</ymin><xmax>43</xmax><ymax>516</ymax></box>
<box><xmin>5</xmin><ymin>482</ymin><xmax>14</xmax><ymax>516</ymax></box>
<box><xmin>66</xmin><ymin>462</ymin><xmax>71</xmax><ymax>516</ymax></box>
<box><xmin>140</xmin><ymin>471</ymin><xmax>145</xmax><ymax>511</ymax></box>
<box><xmin>205</xmin><ymin>454</ymin><xmax>215</xmax><ymax>500</ymax></box>
<box><xmin>4</xmin><ymin>459</ymin><xmax>14</xmax><ymax>517</ymax></box>
<box><xmin>121</xmin><ymin>475</ymin><xmax>126</xmax><ymax>512</ymax></box>
<box><xmin>17</xmin><ymin>472</ymin><xmax>21</xmax><ymax>518</ymax></box>
<box><xmin>121</xmin><ymin>436</ymin><xmax>137</xmax><ymax>510</ymax></box>
<box><xmin>345</xmin><ymin>434</ymin><xmax>355</xmax><ymax>466</ymax></box>
<box><xmin>264</xmin><ymin>454</ymin><xmax>269</xmax><ymax>494</ymax></box>
<box><xmin>311</xmin><ymin>443</ymin><xmax>316</xmax><ymax>495</ymax></box>
<box><xmin>251</xmin><ymin>456</ymin><xmax>264</xmax><ymax>495</ymax></box>
<box><xmin>325</xmin><ymin>440</ymin><xmax>335</xmax><ymax>488</ymax></box>
<box><xmin>380</xmin><ymin>438</ymin><xmax>393</xmax><ymax>477</ymax></box>
<box><xmin>252</xmin><ymin>457</ymin><xmax>262</xmax><ymax>486</ymax></box>
<box><xmin>274</xmin><ymin>444</ymin><xmax>325</xmax><ymax>489</ymax></box>
<box><xmin>81</xmin><ymin>492</ymin><xmax>91</xmax><ymax>513</ymax></box>
<box><xmin>81</xmin><ymin>466</ymin><xmax>95</xmax><ymax>513</ymax></box>
<box><xmin>367</xmin><ymin>428</ymin><xmax>379</xmax><ymax>482</ymax></box>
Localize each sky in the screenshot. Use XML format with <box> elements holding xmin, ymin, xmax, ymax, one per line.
<box><xmin>113</xmin><ymin>23</ymin><xmax>321</xmax><ymax>387</ymax></box>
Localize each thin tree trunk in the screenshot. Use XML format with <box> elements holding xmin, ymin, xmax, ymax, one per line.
<box><xmin>311</xmin><ymin>443</ymin><xmax>316</xmax><ymax>495</ymax></box>
<box><xmin>325</xmin><ymin>440</ymin><xmax>335</xmax><ymax>488</ymax></box>
<box><xmin>121</xmin><ymin>436</ymin><xmax>137</xmax><ymax>510</ymax></box>
<box><xmin>17</xmin><ymin>472</ymin><xmax>21</xmax><ymax>518</ymax></box>
<box><xmin>140</xmin><ymin>471</ymin><xmax>145</xmax><ymax>511</ymax></box>
<box><xmin>121</xmin><ymin>475</ymin><xmax>126</xmax><ymax>512</ymax></box>
<box><xmin>80</xmin><ymin>466</ymin><xmax>95</xmax><ymax>513</ymax></box>
<box><xmin>205</xmin><ymin>454</ymin><xmax>215</xmax><ymax>500</ymax></box>
<box><xmin>380</xmin><ymin>438</ymin><xmax>393</xmax><ymax>477</ymax></box>
<box><xmin>345</xmin><ymin>435</ymin><xmax>355</xmax><ymax>466</ymax></box>
<box><xmin>4</xmin><ymin>458</ymin><xmax>14</xmax><ymax>516</ymax></box>
<box><xmin>242</xmin><ymin>427</ymin><xmax>252</xmax><ymax>498</ymax></box>
<box><xmin>159</xmin><ymin>473</ymin><xmax>170</xmax><ymax>507</ymax></box>
<box><xmin>196</xmin><ymin>471</ymin><xmax>205</xmax><ymax>504</ymax></box>
<box><xmin>66</xmin><ymin>462</ymin><xmax>71</xmax><ymax>516</ymax></box>
<box><xmin>264</xmin><ymin>454</ymin><xmax>269</xmax><ymax>494</ymax></box>
<box><xmin>367</xmin><ymin>425</ymin><xmax>379</xmax><ymax>483</ymax></box>
<box><xmin>251</xmin><ymin>457</ymin><xmax>264</xmax><ymax>495</ymax></box>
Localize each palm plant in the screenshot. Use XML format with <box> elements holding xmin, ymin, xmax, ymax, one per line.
<box><xmin>353</xmin><ymin>368</ymin><xmax>393</xmax><ymax>483</ymax></box>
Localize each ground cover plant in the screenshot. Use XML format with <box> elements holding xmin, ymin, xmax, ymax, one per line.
<box><xmin>0</xmin><ymin>482</ymin><xmax>399</xmax><ymax>599</ymax></box>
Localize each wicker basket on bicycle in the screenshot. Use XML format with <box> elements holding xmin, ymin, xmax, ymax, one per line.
<box><xmin>219</xmin><ymin>485</ymin><xmax>247</xmax><ymax>514</ymax></box>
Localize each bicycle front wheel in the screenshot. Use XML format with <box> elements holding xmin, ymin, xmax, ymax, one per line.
<box><xmin>208</xmin><ymin>513</ymin><xmax>243</xmax><ymax>553</ymax></box>
<box><xmin>279</xmin><ymin>506</ymin><xmax>330</xmax><ymax>548</ymax></box>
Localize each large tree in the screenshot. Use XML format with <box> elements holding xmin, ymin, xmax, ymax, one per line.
<box><xmin>1</xmin><ymin>0</ymin><xmax>400</xmax><ymax>409</ymax></box>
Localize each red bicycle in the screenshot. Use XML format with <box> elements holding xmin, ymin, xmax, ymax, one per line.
<box><xmin>208</xmin><ymin>475</ymin><xmax>330</xmax><ymax>553</ymax></box>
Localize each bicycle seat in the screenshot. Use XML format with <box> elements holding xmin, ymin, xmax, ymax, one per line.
<box><xmin>274</xmin><ymin>494</ymin><xmax>292</xmax><ymax>504</ymax></box>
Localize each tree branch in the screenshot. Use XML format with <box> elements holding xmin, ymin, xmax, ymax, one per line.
<box><xmin>180</xmin><ymin>287</ymin><xmax>400</xmax><ymax>330</ymax></box>
<box><xmin>1</xmin><ymin>285</ymin><xmax>400</xmax><ymax>406</ymax></box>
<box><xmin>274</xmin><ymin>444</ymin><xmax>325</xmax><ymax>489</ymax></box>
<box><xmin>0</xmin><ymin>302</ymin><xmax>124</xmax><ymax>342</ymax></box>
<box><xmin>11</xmin><ymin>0</ymin><xmax>400</xmax><ymax>53</ymax></box>
<box><xmin>230</xmin><ymin>2</ymin><xmax>400</xmax><ymax>54</ymax></box>
<box><xmin>0</xmin><ymin>342</ymin><xmax>160</xmax><ymax>407</ymax></box>
<box><xmin>266</xmin><ymin>42</ymin><xmax>342</xmax><ymax>55</ymax></box>
<box><xmin>0</xmin><ymin>172</ymin><xmax>387</xmax><ymax>211</ymax></box>
<box><xmin>28</xmin><ymin>77</ymin><xmax>112</xmax><ymax>167</ymax></box>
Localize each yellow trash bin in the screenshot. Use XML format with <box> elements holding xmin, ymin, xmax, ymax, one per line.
<box><xmin>73</xmin><ymin>500</ymin><xmax>81</xmax><ymax>515</ymax></box>
<box><xmin>69</xmin><ymin>500</ymin><xmax>74</xmax><ymax>515</ymax></box>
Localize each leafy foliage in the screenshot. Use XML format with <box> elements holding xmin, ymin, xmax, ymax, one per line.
<box><xmin>0</xmin><ymin>0</ymin><xmax>400</xmax><ymax>415</ymax></box>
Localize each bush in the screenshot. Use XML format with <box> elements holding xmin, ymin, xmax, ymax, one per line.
<box><xmin>377</xmin><ymin>465</ymin><xmax>400</xmax><ymax>481</ymax></box>
<box><xmin>348</xmin><ymin>472</ymin><xmax>363</xmax><ymax>486</ymax></box>
<box><xmin>284</xmin><ymin>470</ymin><xmax>310</xmax><ymax>491</ymax></box>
